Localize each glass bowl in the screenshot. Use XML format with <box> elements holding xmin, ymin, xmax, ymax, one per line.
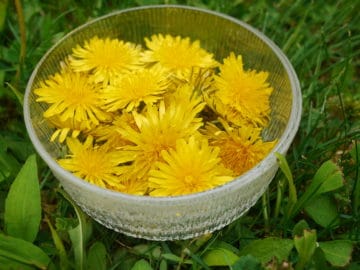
<box><xmin>24</xmin><ymin>5</ymin><xmax>302</xmax><ymax>240</ymax></box>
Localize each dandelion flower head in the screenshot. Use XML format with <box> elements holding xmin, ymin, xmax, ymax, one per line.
<box><xmin>117</xmin><ymin>99</ymin><xmax>205</xmax><ymax>179</ymax></box>
<box><xmin>205</xmin><ymin>120</ymin><xmax>277</xmax><ymax>176</ymax></box>
<box><xmin>101</xmin><ymin>66</ymin><xmax>170</xmax><ymax>112</ymax></box>
<box><xmin>214</xmin><ymin>53</ymin><xmax>273</xmax><ymax>127</ymax></box>
<box><xmin>109</xmin><ymin>176</ymin><xmax>148</xmax><ymax>196</ymax></box>
<box><xmin>142</xmin><ymin>34</ymin><xmax>218</xmax><ymax>78</ymax></box>
<box><xmin>48</xmin><ymin>116</ymin><xmax>94</xmax><ymax>143</ymax></box>
<box><xmin>34</xmin><ymin>67</ymin><xmax>110</xmax><ymax>125</ymax></box>
<box><xmin>149</xmin><ymin>136</ymin><xmax>233</xmax><ymax>196</ymax></box>
<box><xmin>90</xmin><ymin>113</ymin><xmax>137</xmax><ymax>148</ymax></box>
<box><xmin>70</xmin><ymin>36</ymin><xmax>143</xmax><ymax>84</ymax></box>
<box><xmin>58</xmin><ymin>136</ymin><xmax>133</xmax><ymax>188</ymax></box>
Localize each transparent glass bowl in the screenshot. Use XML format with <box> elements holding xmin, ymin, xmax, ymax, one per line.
<box><xmin>24</xmin><ymin>5</ymin><xmax>302</xmax><ymax>240</ymax></box>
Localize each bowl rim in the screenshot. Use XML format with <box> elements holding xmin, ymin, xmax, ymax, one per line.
<box><xmin>23</xmin><ymin>4</ymin><xmax>302</xmax><ymax>204</ymax></box>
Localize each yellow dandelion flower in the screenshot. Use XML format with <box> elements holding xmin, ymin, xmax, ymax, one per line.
<box><xmin>214</xmin><ymin>53</ymin><xmax>273</xmax><ymax>127</ymax></box>
<box><xmin>101</xmin><ymin>67</ymin><xmax>170</xmax><ymax>112</ymax></box>
<box><xmin>34</xmin><ymin>68</ymin><xmax>110</xmax><ymax>125</ymax></box>
<box><xmin>142</xmin><ymin>34</ymin><xmax>217</xmax><ymax>77</ymax></box>
<box><xmin>58</xmin><ymin>136</ymin><xmax>134</xmax><ymax>188</ymax></box>
<box><xmin>172</xmin><ymin>66</ymin><xmax>215</xmax><ymax>91</ymax></box>
<box><xmin>117</xmin><ymin>100</ymin><xmax>205</xmax><ymax>179</ymax></box>
<box><xmin>163</xmin><ymin>83</ymin><xmax>201</xmax><ymax>109</ymax></box>
<box><xmin>164</xmin><ymin>67</ymin><xmax>214</xmax><ymax>102</ymax></box>
<box><xmin>90</xmin><ymin>113</ymin><xmax>137</xmax><ymax>148</ymax></box>
<box><xmin>48</xmin><ymin>116</ymin><xmax>94</xmax><ymax>143</ymax></box>
<box><xmin>149</xmin><ymin>136</ymin><xmax>233</xmax><ymax>197</ymax></box>
<box><xmin>205</xmin><ymin>120</ymin><xmax>276</xmax><ymax>176</ymax></box>
<box><xmin>70</xmin><ymin>36</ymin><xmax>142</xmax><ymax>84</ymax></box>
<box><xmin>108</xmin><ymin>176</ymin><xmax>148</xmax><ymax>196</ymax></box>
<box><xmin>205</xmin><ymin>95</ymin><xmax>248</xmax><ymax>127</ymax></box>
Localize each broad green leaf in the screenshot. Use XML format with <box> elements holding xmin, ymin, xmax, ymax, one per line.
<box><xmin>86</xmin><ymin>242</ymin><xmax>107</xmax><ymax>270</ymax></box>
<box><xmin>311</xmin><ymin>247</ymin><xmax>328</xmax><ymax>269</ymax></box>
<box><xmin>45</xmin><ymin>217</ymin><xmax>69</xmax><ymax>270</ymax></box>
<box><xmin>211</xmin><ymin>240</ymin><xmax>239</xmax><ymax>255</ymax></box>
<box><xmin>183</xmin><ymin>248</ymin><xmax>210</xmax><ymax>269</ymax></box>
<box><xmin>314</xmin><ymin>160</ymin><xmax>344</xmax><ymax>194</ymax></box>
<box><xmin>319</xmin><ymin>240</ymin><xmax>353</xmax><ymax>267</ymax></box>
<box><xmin>232</xmin><ymin>255</ymin><xmax>262</xmax><ymax>270</ymax></box>
<box><xmin>159</xmin><ymin>259</ymin><xmax>167</xmax><ymax>270</ymax></box>
<box><xmin>0</xmin><ymin>234</ymin><xmax>50</xmax><ymax>269</ymax></box>
<box><xmin>4</xmin><ymin>154</ymin><xmax>41</xmax><ymax>242</ymax></box>
<box><xmin>0</xmin><ymin>255</ymin><xmax>35</xmax><ymax>270</ymax></box>
<box><xmin>131</xmin><ymin>259</ymin><xmax>153</xmax><ymax>270</ymax></box>
<box><xmin>111</xmin><ymin>248</ymin><xmax>138</xmax><ymax>270</ymax></box>
<box><xmin>294</xmin><ymin>230</ymin><xmax>317</xmax><ymax>270</ymax></box>
<box><xmin>133</xmin><ymin>244</ymin><xmax>151</xmax><ymax>255</ymax></box>
<box><xmin>292</xmin><ymin>220</ymin><xmax>310</xmax><ymax>237</ymax></box>
<box><xmin>238</xmin><ymin>237</ymin><xmax>294</xmax><ymax>264</ymax></box>
<box><xmin>202</xmin><ymin>248</ymin><xmax>239</xmax><ymax>266</ymax></box>
<box><xmin>59</xmin><ymin>189</ymin><xmax>93</xmax><ymax>270</ymax></box>
<box><xmin>304</xmin><ymin>195</ymin><xmax>339</xmax><ymax>228</ymax></box>
<box><xmin>161</xmin><ymin>253</ymin><xmax>192</xmax><ymax>265</ymax></box>
<box><xmin>291</xmin><ymin>160</ymin><xmax>344</xmax><ymax>218</ymax></box>
<box><xmin>133</xmin><ymin>243</ymin><xmax>161</xmax><ymax>259</ymax></box>
<box><xmin>162</xmin><ymin>253</ymin><xmax>183</xmax><ymax>263</ymax></box>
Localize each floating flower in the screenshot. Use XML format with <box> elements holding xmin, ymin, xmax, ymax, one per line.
<box><xmin>142</xmin><ymin>34</ymin><xmax>217</xmax><ymax>77</ymax></box>
<box><xmin>117</xmin><ymin>100</ymin><xmax>205</xmax><ymax>179</ymax></box>
<box><xmin>70</xmin><ymin>36</ymin><xmax>142</xmax><ymax>84</ymax></box>
<box><xmin>204</xmin><ymin>120</ymin><xmax>276</xmax><ymax>176</ymax></box>
<box><xmin>149</xmin><ymin>136</ymin><xmax>233</xmax><ymax>196</ymax></box>
<box><xmin>101</xmin><ymin>67</ymin><xmax>170</xmax><ymax>112</ymax></box>
<box><xmin>35</xmin><ymin>68</ymin><xmax>110</xmax><ymax>125</ymax></box>
<box><xmin>58</xmin><ymin>136</ymin><xmax>134</xmax><ymax>188</ymax></box>
<box><xmin>214</xmin><ymin>53</ymin><xmax>273</xmax><ymax>127</ymax></box>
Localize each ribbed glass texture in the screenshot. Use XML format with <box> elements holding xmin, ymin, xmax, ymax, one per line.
<box><xmin>24</xmin><ymin>6</ymin><xmax>302</xmax><ymax>240</ymax></box>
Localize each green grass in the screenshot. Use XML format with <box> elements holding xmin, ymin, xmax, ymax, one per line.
<box><xmin>1</xmin><ymin>0</ymin><xmax>359</xmax><ymax>269</ymax></box>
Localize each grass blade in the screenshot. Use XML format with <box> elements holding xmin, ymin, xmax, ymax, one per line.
<box><xmin>58</xmin><ymin>189</ymin><xmax>92</xmax><ymax>270</ymax></box>
<box><xmin>0</xmin><ymin>0</ymin><xmax>8</xmax><ymax>32</ymax></box>
<box><xmin>274</xmin><ymin>153</ymin><xmax>297</xmax><ymax>219</ymax></box>
<box><xmin>45</xmin><ymin>216</ymin><xmax>69</xmax><ymax>270</ymax></box>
